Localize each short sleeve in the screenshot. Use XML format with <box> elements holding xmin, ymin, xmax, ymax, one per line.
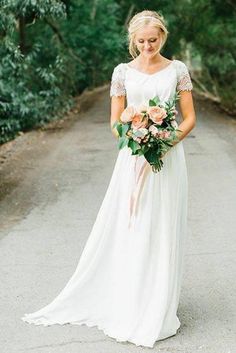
<box><xmin>110</xmin><ymin>63</ymin><xmax>126</xmax><ymax>97</ymax></box>
<box><xmin>176</xmin><ymin>61</ymin><xmax>193</xmax><ymax>91</ymax></box>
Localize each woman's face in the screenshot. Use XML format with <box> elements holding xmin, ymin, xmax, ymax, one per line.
<box><xmin>134</xmin><ymin>25</ymin><xmax>162</xmax><ymax>58</ymax></box>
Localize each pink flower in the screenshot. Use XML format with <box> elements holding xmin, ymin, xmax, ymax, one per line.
<box><xmin>120</xmin><ymin>106</ymin><xmax>136</xmax><ymax>123</ymax></box>
<box><xmin>132</xmin><ymin>128</ymin><xmax>149</xmax><ymax>144</ymax></box>
<box><xmin>131</xmin><ymin>113</ymin><xmax>149</xmax><ymax>129</ymax></box>
<box><xmin>149</xmin><ymin>126</ymin><xmax>171</xmax><ymax>139</ymax></box>
<box><xmin>170</xmin><ymin>108</ymin><xmax>178</xmax><ymax>116</ymax></box>
<box><xmin>170</xmin><ymin>120</ymin><xmax>178</xmax><ymax>129</ymax></box>
<box><xmin>163</xmin><ymin>130</ymin><xmax>171</xmax><ymax>138</ymax></box>
<box><xmin>149</xmin><ymin>125</ymin><xmax>159</xmax><ymax>137</ymax></box>
<box><xmin>158</xmin><ymin>130</ymin><xmax>171</xmax><ymax>139</ymax></box>
<box><xmin>147</xmin><ymin>106</ymin><xmax>167</xmax><ymax>125</ymax></box>
<box><xmin>143</xmin><ymin>135</ymin><xmax>149</xmax><ymax>143</ymax></box>
<box><xmin>133</xmin><ymin>136</ymin><xmax>142</xmax><ymax>143</ymax></box>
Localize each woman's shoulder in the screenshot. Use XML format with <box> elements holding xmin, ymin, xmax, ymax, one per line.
<box><xmin>112</xmin><ymin>62</ymin><xmax>127</xmax><ymax>72</ymax></box>
<box><xmin>173</xmin><ymin>59</ymin><xmax>191</xmax><ymax>72</ymax></box>
<box><xmin>173</xmin><ymin>59</ymin><xmax>193</xmax><ymax>90</ymax></box>
<box><xmin>110</xmin><ymin>63</ymin><xmax>127</xmax><ymax>97</ymax></box>
<box><xmin>111</xmin><ymin>63</ymin><xmax>127</xmax><ymax>80</ymax></box>
<box><xmin>114</xmin><ymin>62</ymin><xmax>127</xmax><ymax>67</ymax></box>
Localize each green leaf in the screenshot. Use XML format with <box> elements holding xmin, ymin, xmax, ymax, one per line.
<box><xmin>153</xmin><ymin>96</ymin><xmax>160</xmax><ymax>105</ymax></box>
<box><xmin>122</xmin><ymin>123</ymin><xmax>129</xmax><ymax>135</ymax></box>
<box><xmin>118</xmin><ymin>137</ymin><xmax>128</xmax><ymax>149</ymax></box>
<box><xmin>144</xmin><ymin>148</ymin><xmax>160</xmax><ymax>164</ymax></box>
<box><xmin>141</xmin><ymin>144</ymin><xmax>150</xmax><ymax>154</ymax></box>
<box><xmin>137</xmin><ymin>149</ymin><xmax>144</xmax><ymax>156</ymax></box>
<box><xmin>128</xmin><ymin>139</ymin><xmax>141</xmax><ymax>153</ymax></box>
<box><xmin>116</xmin><ymin>123</ymin><xmax>123</xmax><ymax>137</ymax></box>
<box><xmin>149</xmin><ymin>99</ymin><xmax>157</xmax><ymax>106</ymax></box>
<box><xmin>149</xmin><ymin>95</ymin><xmax>160</xmax><ymax>106</ymax></box>
<box><xmin>112</xmin><ymin>121</ymin><xmax>118</xmax><ymax>129</ymax></box>
<box><xmin>164</xmin><ymin>141</ymin><xmax>174</xmax><ymax>147</ymax></box>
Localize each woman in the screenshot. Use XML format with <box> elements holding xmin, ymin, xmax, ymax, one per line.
<box><xmin>22</xmin><ymin>10</ymin><xmax>196</xmax><ymax>348</ymax></box>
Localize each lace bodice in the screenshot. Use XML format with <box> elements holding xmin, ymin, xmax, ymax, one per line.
<box><xmin>110</xmin><ymin>59</ymin><xmax>193</xmax><ymax>106</ymax></box>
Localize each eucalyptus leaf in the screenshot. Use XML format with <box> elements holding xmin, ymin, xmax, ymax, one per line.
<box><xmin>116</xmin><ymin>124</ymin><xmax>123</xmax><ymax>137</ymax></box>
<box><xmin>122</xmin><ymin>123</ymin><xmax>129</xmax><ymax>136</ymax></box>
<box><xmin>118</xmin><ymin>137</ymin><xmax>128</xmax><ymax>149</ymax></box>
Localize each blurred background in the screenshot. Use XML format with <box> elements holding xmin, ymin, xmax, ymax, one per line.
<box><xmin>0</xmin><ymin>0</ymin><xmax>235</xmax><ymax>144</ymax></box>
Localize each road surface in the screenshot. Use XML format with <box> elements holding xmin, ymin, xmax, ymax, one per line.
<box><xmin>0</xmin><ymin>88</ymin><xmax>235</xmax><ymax>353</ymax></box>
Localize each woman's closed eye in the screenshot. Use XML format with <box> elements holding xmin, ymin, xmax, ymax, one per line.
<box><xmin>138</xmin><ymin>38</ymin><xmax>158</xmax><ymax>43</ymax></box>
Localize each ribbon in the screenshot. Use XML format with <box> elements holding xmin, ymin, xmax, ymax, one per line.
<box><xmin>128</xmin><ymin>156</ymin><xmax>151</xmax><ymax>229</ymax></box>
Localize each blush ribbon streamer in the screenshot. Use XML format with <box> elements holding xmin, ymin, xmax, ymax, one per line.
<box><xmin>128</xmin><ymin>156</ymin><xmax>151</xmax><ymax>229</ymax></box>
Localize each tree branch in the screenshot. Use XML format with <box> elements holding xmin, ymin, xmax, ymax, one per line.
<box><xmin>44</xmin><ymin>18</ymin><xmax>84</xmax><ymax>65</ymax></box>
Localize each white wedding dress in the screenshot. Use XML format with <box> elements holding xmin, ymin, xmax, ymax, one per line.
<box><xmin>21</xmin><ymin>59</ymin><xmax>193</xmax><ymax>348</ymax></box>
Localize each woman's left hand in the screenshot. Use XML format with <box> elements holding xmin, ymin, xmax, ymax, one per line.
<box><xmin>160</xmin><ymin>147</ymin><xmax>171</xmax><ymax>159</ymax></box>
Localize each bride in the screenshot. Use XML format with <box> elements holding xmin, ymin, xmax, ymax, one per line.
<box><xmin>22</xmin><ymin>9</ymin><xmax>196</xmax><ymax>348</ymax></box>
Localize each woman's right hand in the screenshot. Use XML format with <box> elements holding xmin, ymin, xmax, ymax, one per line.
<box><xmin>111</xmin><ymin>127</ymin><xmax>119</xmax><ymax>139</ymax></box>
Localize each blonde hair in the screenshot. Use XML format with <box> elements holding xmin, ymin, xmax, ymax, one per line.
<box><xmin>127</xmin><ymin>10</ymin><xmax>169</xmax><ymax>59</ymax></box>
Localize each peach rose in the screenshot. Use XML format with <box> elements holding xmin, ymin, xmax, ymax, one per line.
<box><xmin>131</xmin><ymin>113</ymin><xmax>149</xmax><ymax>129</ymax></box>
<box><xmin>137</xmin><ymin>104</ymin><xmax>149</xmax><ymax>114</ymax></box>
<box><xmin>147</xmin><ymin>106</ymin><xmax>167</xmax><ymax>125</ymax></box>
<box><xmin>120</xmin><ymin>106</ymin><xmax>136</xmax><ymax>123</ymax></box>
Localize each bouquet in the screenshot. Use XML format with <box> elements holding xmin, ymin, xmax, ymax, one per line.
<box><xmin>112</xmin><ymin>92</ymin><xmax>182</xmax><ymax>172</ymax></box>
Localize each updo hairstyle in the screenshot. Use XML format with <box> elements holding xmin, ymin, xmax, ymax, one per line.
<box><xmin>127</xmin><ymin>10</ymin><xmax>169</xmax><ymax>59</ymax></box>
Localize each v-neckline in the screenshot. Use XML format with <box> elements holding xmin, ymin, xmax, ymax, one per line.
<box><xmin>125</xmin><ymin>60</ymin><xmax>175</xmax><ymax>76</ymax></box>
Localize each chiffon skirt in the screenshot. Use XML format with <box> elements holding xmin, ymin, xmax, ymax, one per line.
<box><xmin>21</xmin><ymin>141</ymin><xmax>188</xmax><ymax>348</ymax></box>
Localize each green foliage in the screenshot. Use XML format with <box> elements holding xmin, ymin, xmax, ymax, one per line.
<box><xmin>1</xmin><ymin>0</ymin><xmax>66</xmax><ymax>18</ymax></box>
<box><xmin>0</xmin><ymin>0</ymin><xmax>126</xmax><ymax>144</ymax></box>
<box><xmin>185</xmin><ymin>0</ymin><xmax>236</xmax><ymax>113</ymax></box>
<box><xmin>59</xmin><ymin>0</ymin><xmax>125</xmax><ymax>92</ymax></box>
<box><xmin>0</xmin><ymin>40</ymin><xmax>73</xmax><ymax>143</ymax></box>
<box><xmin>115</xmin><ymin>94</ymin><xmax>181</xmax><ymax>172</ymax></box>
<box><xmin>128</xmin><ymin>139</ymin><xmax>141</xmax><ymax>153</ymax></box>
<box><xmin>1</xmin><ymin>0</ymin><xmax>235</xmax><ymax>145</ymax></box>
<box><xmin>0</xmin><ymin>0</ymin><xmax>73</xmax><ymax>144</ymax></box>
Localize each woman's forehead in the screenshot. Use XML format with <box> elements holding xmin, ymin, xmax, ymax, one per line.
<box><xmin>135</xmin><ymin>25</ymin><xmax>160</xmax><ymax>38</ymax></box>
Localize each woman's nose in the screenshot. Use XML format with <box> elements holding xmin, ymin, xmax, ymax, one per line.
<box><xmin>144</xmin><ymin>42</ymin><xmax>152</xmax><ymax>49</ymax></box>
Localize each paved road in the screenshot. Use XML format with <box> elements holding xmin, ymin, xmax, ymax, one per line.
<box><xmin>0</xmin><ymin>89</ymin><xmax>235</xmax><ymax>353</ymax></box>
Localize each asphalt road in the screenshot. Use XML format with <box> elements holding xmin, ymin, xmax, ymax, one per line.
<box><xmin>0</xmin><ymin>88</ymin><xmax>235</xmax><ymax>353</ymax></box>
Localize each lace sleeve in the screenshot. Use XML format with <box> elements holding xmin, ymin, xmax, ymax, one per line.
<box><xmin>176</xmin><ymin>61</ymin><xmax>193</xmax><ymax>91</ymax></box>
<box><xmin>110</xmin><ymin>64</ymin><xmax>126</xmax><ymax>97</ymax></box>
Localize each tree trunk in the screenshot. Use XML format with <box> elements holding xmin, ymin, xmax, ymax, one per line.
<box><xmin>19</xmin><ymin>16</ymin><xmax>26</xmax><ymax>54</ymax></box>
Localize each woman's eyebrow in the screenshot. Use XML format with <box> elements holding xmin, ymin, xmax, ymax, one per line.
<box><xmin>137</xmin><ymin>37</ymin><xmax>157</xmax><ymax>40</ymax></box>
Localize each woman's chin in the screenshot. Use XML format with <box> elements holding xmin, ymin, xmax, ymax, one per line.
<box><xmin>141</xmin><ymin>51</ymin><xmax>156</xmax><ymax>58</ymax></box>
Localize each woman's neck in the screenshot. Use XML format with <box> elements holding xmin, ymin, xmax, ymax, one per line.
<box><xmin>136</xmin><ymin>54</ymin><xmax>165</xmax><ymax>67</ymax></box>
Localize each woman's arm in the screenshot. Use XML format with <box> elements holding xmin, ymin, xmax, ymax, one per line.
<box><xmin>172</xmin><ymin>90</ymin><xmax>196</xmax><ymax>146</ymax></box>
<box><xmin>110</xmin><ymin>95</ymin><xmax>126</xmax><ymax>139</ymax></box>
<box><xmin>160</xmin><ymin>90</ymin><xmax>196</xmax><ymax>158</ymax></box>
